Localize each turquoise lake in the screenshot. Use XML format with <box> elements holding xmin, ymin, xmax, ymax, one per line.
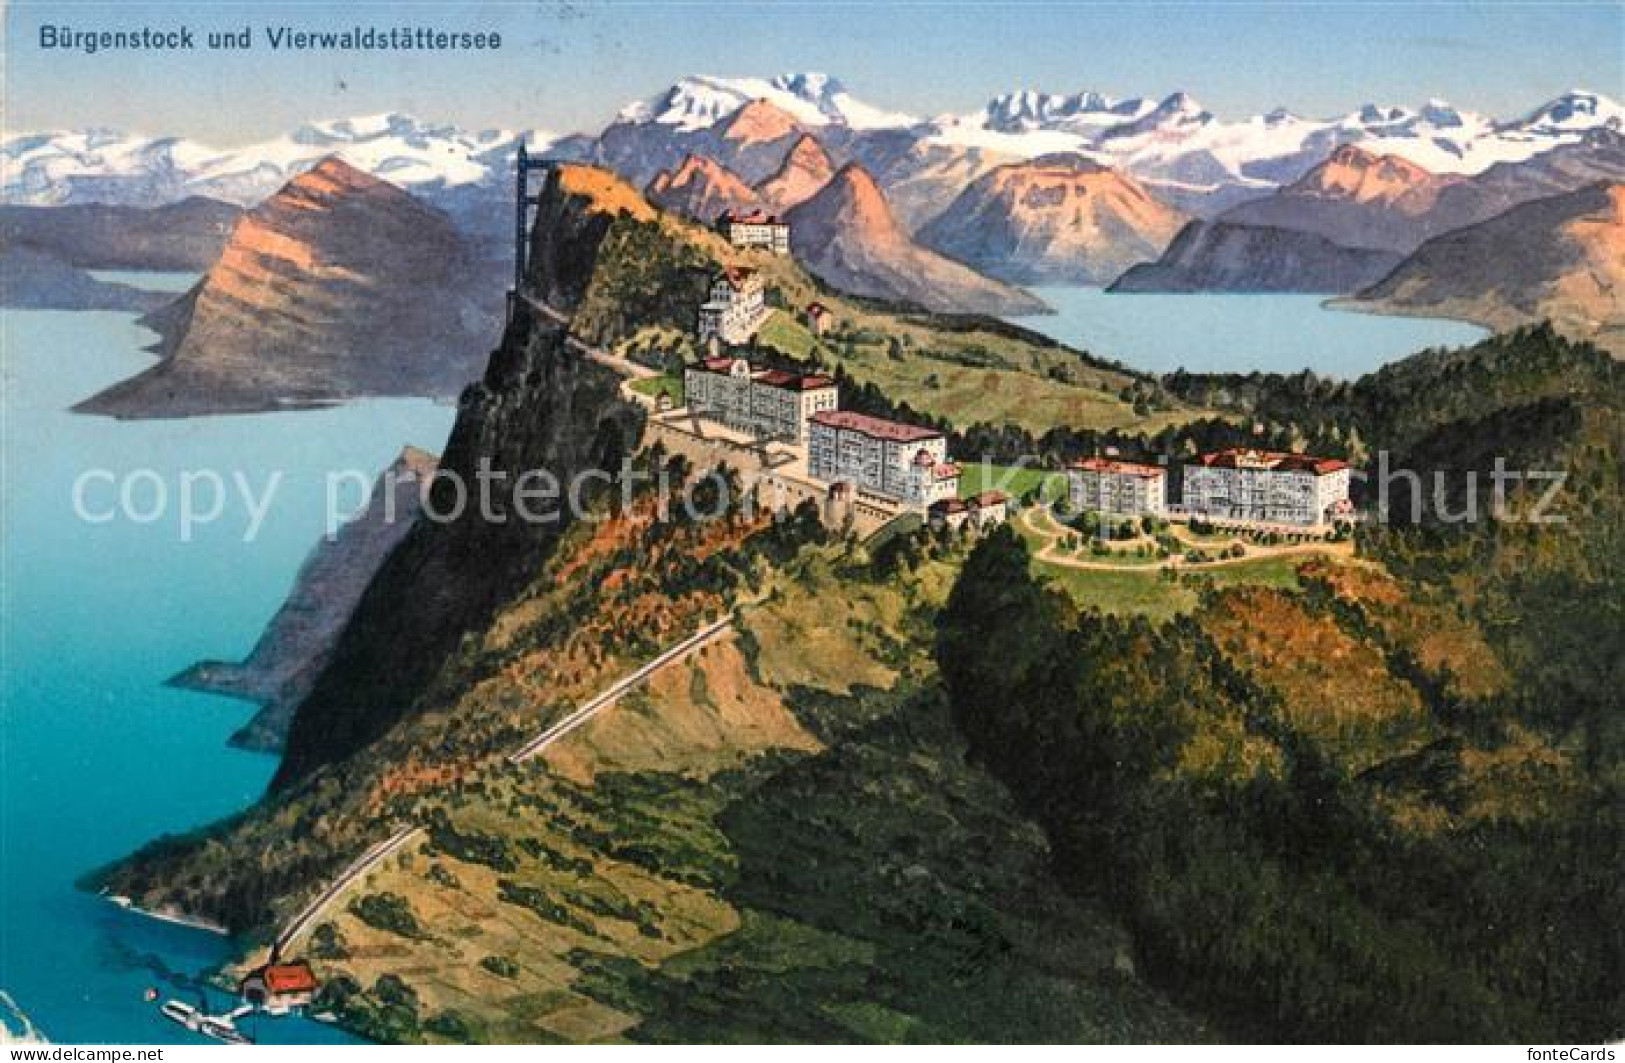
<box><xmin>0</xmin><ymin>275</ymin><xmax>457</xmax><ymax>1044</ymax></box>
<box><xmin>1017</xmin><ymin>287</ymin><xmax>1487</xmax><ymax>378</ymax></box>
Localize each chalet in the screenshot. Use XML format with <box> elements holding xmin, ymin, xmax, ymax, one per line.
<box><xmin>239</xmin><ymin>961</ymin><xmax>318</xmax><ymax>1015</ymax></box>
<box><xmin>697</xmin><ymin>267</ymin><xmax>770</xmax><ymax>346</ymax></box>
<box><xmin>803</xmin><ymin>301</ymin><xmax>835</xmax><ymax>336</ymax></box>
<box><xmin>1182</xmin><ymin>448</ymin><xmax>1351</xmax><ymax>526</ymax></box>
<box><xmin>808</xmin><ymin>410</ymin><xmax>959</xmax><ymax>509</ymax></box>
<box><xmin>683</xmin><ymin>356</ymin><xmax>838</xmax><ymax>442</ymax></box>
<box><xmin>1067</xmin><ymin>458</ymin><xmax>1167</xmax><ymax>517</ymax></box>
<box><xmin>718</xmin><ymin>209</ymin><xmax>791</xmax><ymax>255</ymax></box>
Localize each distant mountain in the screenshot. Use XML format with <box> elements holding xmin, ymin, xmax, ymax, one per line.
<box><xmin>76</xmin><ymin>158</ymin><xmax>500</xmax><ymax>418</ymax></box>
<box><xmin>917</xmin><ymin>153</ymin><xmax>1186</xmax><ymax>284</ymax></box>
<box><xmin>785</xmin><ymin>163</ymin><xmax>1045</xmax><ymax>315</ymax></box>
<box><xmin>926</xmin><ymin>87</ymin><xmax>1625</xmax><ymax>213</ymax></box>
<box><xmin>1109</xmin><ymin>220</ymin><xmax>1403</xmax><ymax>293</ymax></box>
<box><xmin>0</xmin><ymin>197</ymin><xmax>239</xmax><ymax>270</ymax></box>
<box><xmin>1349</xmin><ymin>182</ymin><xmax>1625</xmax><ymax>357</ymax></box>
<box><xmin>1117</xmin><ymin>129</ymin><xmax>1625</xmax><ymax>293</ymax></box>
<box><xmin>1424</xmin><ymin>126</ymin><xmax>1625</xmax><ymax>234</ymax></box>
<box><xmin>1219</xmin><ymin>144</ymin><xmax>1464</xmax><ymax>253</ymax></box>
<box><xmin>12</xmin><ymin>82</ymin><xmax>1621</xmax><ymax>241</ymax></box>
<box><xmin>596</xmin><ymin>94</ymin><xmax>815</xmax><ymax>190</ymax></box>
<box><xmin>0</xmin><ymin>244</ymin><xmax>171</xmax><ymax>312</ymax></box>
<box><xmin>647</xmin><ymin>153</ymin><xmax>763</xmax><ymax>223</ymax></box>
<box><xmin>756</xmin><ymin>134</ymin><xmax>836</xmax><ymax>211</ymax></box>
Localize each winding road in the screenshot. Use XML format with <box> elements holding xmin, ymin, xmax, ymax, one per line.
<box><xmin>515</xmin><ymin>290</ymin><xmax>658</xmax><ymax>380</ymax></box>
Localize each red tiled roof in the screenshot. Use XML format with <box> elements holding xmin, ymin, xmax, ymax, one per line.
<box><xmin>1069</xmin><ymin>457</ymin><xmax>1164</xmax><ymax>479</ymax></box>
<box><xmin>810</xmin><ymin>410</ymin><xmax>942</xmax><ymax>444</ymax></box>
<box><xmin>805</xmin><ymin>301</ymin><xmax>831</xmax><ymax>316</ymax></box>
<box><xmin>931</xmin><ymin>498</ymin><xmax>968</xmax><ymax>515</ymax></box>
<box><xmin>258</xmin><ymin>964</ymin><xmax>317</xmax><ymax>995</ymax></box>
<box><xmin>715</xmin><ymin>266</ymin><xmax>759</xmax><ymax>290</ymax></box>
<box><xmin>933</xmin><ymin>462</ymin><xmax>961</xmax><ymax>480</ymax></box>
<box><xmin>755</xmin><ymin>369</ymin><xmax>836</xmax><ymax>391</ymax></box>
<box><xmin>722</xmin><ymin>209</ymin><xmax>784</xmax><ymax>226</ymax></box>
<box><xmin>970</xmin><ymin>490</ymin><xmax>1008</xmax><ymax>507</ymax></box>
<box><xmin>697</xmin><ymin>356</ymin><xmax>737</xmax><ymax>372</ymax></box>
<box><xmin>1193</xmin><ymin>448</ymin><xmax>1349</xmax><ymax>475</ymax></box>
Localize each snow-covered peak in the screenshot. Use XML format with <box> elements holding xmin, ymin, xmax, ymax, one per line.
<box><xmin>1099</xmin><ymin>91</ymin><xmax>1214</xmax><ymax>141</ymax></box>
<box><xmin>618</xmin><ymin>73</ymin><xmax>913</xmax><ymax>131</ymax></box>
<box><xmin>1419</xmin><ymin>99</ymin><xmax>1468</xmax><ymax>129</ymax></box>
<box><xmin>979</xmin><ymin>89</ymin><xmax>1148</xmax><ymax>133</ymax></box>
<box><xmin>1511</xmin><ymin>89</ymin><xmax>1625</xmax><ymax>135</ymax></box>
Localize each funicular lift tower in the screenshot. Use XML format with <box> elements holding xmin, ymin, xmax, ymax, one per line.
<box><xmin>510</xmin><ymin>142</ymin><xmax>552</xmax><ymax>317</ymax></box>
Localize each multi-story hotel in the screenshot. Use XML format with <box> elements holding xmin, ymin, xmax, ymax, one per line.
<box><xmin>1182</xmin><ymin>448</ymin><xmax>1352</xmax><ymax>526</ymax></box>
<box><xmin>718</xmin><ymin>209</ymin><xmax>791</xmax><ymax>255</ymax></box>
<box><xmin>682</xmin><ymin>356</ymin><xmax>838</xmax><ymax>442</ymax></box>
<box><xmin>697</xmin><ymin>267</ymin><xmax>770</xmax><ymax>346</ymax></box>
<box><xmin>808</xmin><ymin>410</ymin><xmax>960</xmax><ymax>509</ymax></box>
<box><xmin>1067</xmin><ymin>458</ymin><xmax>1167</xmax><ymax>517</ymax></box>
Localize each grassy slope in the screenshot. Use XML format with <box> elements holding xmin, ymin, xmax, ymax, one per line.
<box><xmin>270</xmin><ymin>547</ymin><xmax>1207</xmax><ymax>1043</ymax></box>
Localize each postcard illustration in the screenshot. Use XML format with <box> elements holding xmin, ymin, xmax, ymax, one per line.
<box><xmin>1</xmin><ymin>0</ymin><xmax>1621</xmax><ymax>1048</ymax></box>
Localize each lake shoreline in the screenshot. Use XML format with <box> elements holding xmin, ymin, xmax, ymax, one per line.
<box><xmin>1013</xmin><ymin>285</ymin><xmax>1488</xmax><ymax>380</ymax></box>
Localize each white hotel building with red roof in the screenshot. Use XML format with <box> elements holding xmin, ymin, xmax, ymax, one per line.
<box><xmin>1182</xmin><ymin>448</ymin><xmax>1352</xmax><ymax>526</ymax></box>
<box><xmin>718</xmin><ymin>209</ymin><xmax>791</xmax><ymax>255</ymax></box>
<box><xmin>698</xmin><ymin>267</ymin><xmax>770</xmax><ymax>345</ymax></box>
<box><xmin>684</xmin><ymin>356</ymin><xmax>838</xmax><ymax>443</ymax></box>
<box><xmin>1067</xmin><ymin>458</ymin><xmax>1168</xmax><ymax>517</ymax></box>
<box><xmin>808</xmin><ymin>410</ymin><xmax>960</xmax><ymax>509</ymax></box>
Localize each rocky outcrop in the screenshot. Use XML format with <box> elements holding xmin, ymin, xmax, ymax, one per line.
<box><xmin>0</xmin><ymin>197</ymin><xmax>239</xmax><ymax>271</ymax></box>
<box><xmin>917</xmin><ymin>153</ymin><xmax>1186</xmax><ymax>284</ymax></box>
<box><xmin>74</xmin><ymin>158</ymin><xmax>502</xmax><ymax>418</ymax></box>
<box><xmin>270</xmin><ymin>166</ymin><xmax>646</xmax><ymax>789</ymax></box>
<box><xmin>1348</xmin><ymin>182</ymin><xmax>1625</xmax><ymax>357</ymax></box>
<box><xmin>1109</xmin><ymin>219</ymin><xmax>1403</xmax><ymax>292</ymax></box>
<box><xmin>755</xmin><ymin>134</ymin><xmax>835</xmax><ymax>210</ymax></box>
<box><xmin>647</xmin><ymin>154</ymin><xmax>763</xmax><ymax>223</ymax></box>
<box><xmin>169</xmin><ymin>448</ymin><xmax>439</xmax><ymax>752</ymax></box>
<box><xmin>785</xmin><ymin>163</ymin><xmax>1046</xmax><ymax>315</ymax></box>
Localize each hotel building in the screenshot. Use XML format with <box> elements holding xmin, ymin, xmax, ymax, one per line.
<box><xmin>697</xmin><ymin>267</ymin><xmax>770</xmax><ymax>346</ymax></box>
<box><xmin>1182</xmin><ymin>448</ymin><xmax>1352</xmax><ymax>526</ymax></box>
<box><xmin>683</xmin><ymin>356</ymin><xmax>838</xmax><ymax>442</ymax></box>
<box><xmin>1067</xmin><ymin>458</ymin><xmax>1167</xmax><ymax>517</ymax></box>
<box><xmin>808</xmin><ymin>410</ymin><xmax>960</xmax><ymax>509</ymax></box>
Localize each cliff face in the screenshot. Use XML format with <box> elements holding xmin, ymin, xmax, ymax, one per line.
<box><xmin>1349</xmin><ymin>182</ymin><xmax>1625</xmax><ymax>356</ymax></box>
<box><xmin>786</xmin><ymin>163</ymin><xmax>1046</xmax><ymax>315</ymax></box>
<box><xmin>270</xmin><ymin>168</ymin><xmax>645</xmax><ymax>789</ymax></box>
<box><xmin>1109</xmin><ymin>219</ymin><xmax>1404</xmax><ymax>293</ymax></box>
<box><xmin>74</xmin><ymin>158</ymin><xmax>502</xmax><ymax>418</ymax></box>
<box><xmin>917</xmin><ymin>154</ymin><xmax>1186</xmax><ymax>284</ymax></box>
<box><xmin>170</xmin><ymin>448</ymin><xmax>439</xmax><ymax>753</ymax></box>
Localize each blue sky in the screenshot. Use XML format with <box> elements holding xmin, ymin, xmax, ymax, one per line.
<box><xmin>6</xmin><ymin>1</ymin><xmax>1622</xmax><ymax>143</ymax></box>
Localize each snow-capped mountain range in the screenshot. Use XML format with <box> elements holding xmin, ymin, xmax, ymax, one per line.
<box><xmin>5</xmin><ymin>75</ymin><xmax>1620</xmax><ymax>221</ymax></box>
<box><xmin>1</xmin><ymin>114</ymin><xmax>555</xmax><ymax>209</ymax></box>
